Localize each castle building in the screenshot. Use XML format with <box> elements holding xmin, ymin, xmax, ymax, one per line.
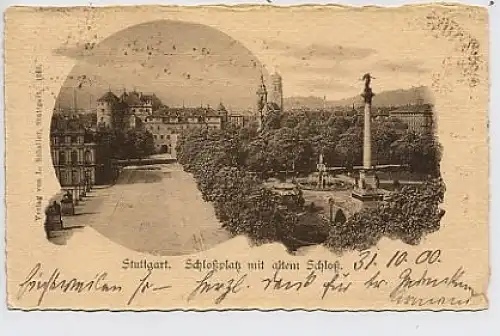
<box><xmin>96</xmin><ymin>91</ymin><xmax>119</xmax><ymax>128</ymax></box>
<box><xmin>96</xmin><ymin>89</ymin><xmax>161</xmax><ymax>130</ymax></box>
<box><xmin>50</xmin><ymin>115</ymin><xmax>96</xmax><ymax>197</ymax></box>
<box><xmin>119</xmin><ymin>90</ymin><xmax>154</xmax><ymax>122</ymax></box>
<box><xmin>143</xmin><ymin>102</ymin><xmax>228</xmax><ymax>157</ymax></box>
<box><xmin>93</xmin><ymin>88</ymin><xmax>258</xmax><ymax>158</ymax></box>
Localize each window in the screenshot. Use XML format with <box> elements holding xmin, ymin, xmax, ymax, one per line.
<box><xmin>59</xmin><ymin>151</ymin><xmax>66</xmax><ymax>165</ymax></box>
<box><xmin>84</xmin><ymin>150</ymin><xmax>92</xmax><ymax>164</ymax></box>
<box><xmin>153</xmin><ymin>135</ymin><xmax>158</xmax><ymax>140</ymax></box>
<box><xmin>166</xmin><ymin>135</ymin><xmax>170</xmax><ymax>140</ymax></box>
<box><xmin>160</xmin><ymin>134</ymin><xmax>164</xmax><ymax>140</ymax></box>
<box><xmin>72</xmin><ymin>170</ymin><xmax>79</xmax><ymax>184</ymax></box>
<box><xmin>59</xmin><ymin>170</ymin><xmax>67</xmax><ymax>185</ymax></box>
<box><xmin>71</xmin><ymin>151</ymin><xmax>78</xmax><ymax>164</ymax></box>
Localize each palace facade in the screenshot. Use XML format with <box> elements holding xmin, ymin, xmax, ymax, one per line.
<box><xmin>50</xmin><ymin>115</ymin><xmax>96</xmax><ymax>197</ymax></box>
<box><xmin>143</xmin><ymin>103</ymin><xmax>228</xmax><ymax>156</ymax></box>
<box><xmin>373</xmin><ymin>104</ymin><xmax>434</xmax><ymax>134</ymax></box>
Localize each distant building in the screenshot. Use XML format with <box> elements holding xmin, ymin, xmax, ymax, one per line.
<box><xmin>389</xmin><ymin>104</ymin><xmax>434</xmax><ymax>134</ymax></box>
<box><xmin>256</xmin><ymin>72</ymin><xmax>283</xmax><ymax>129</ymax></box>
<box><xmin>143</xmin><ymin>102</ymin><xmax>228</xmax><ymax>157</ymax></box>
<box><xmin>119</xmin><ymin>90</ymin><xmax>154</xmax><ymax>121</ymax></box>
<box><xmin>373</xmin><ymin>104</ymin><xmax>434</xmax><ymax>134</ymax></box>
<box><xmin>96</xmin><ymin>89</ymin><xmax>162</xmax><ymax>130</ymax></box>
<box><xmin>79</xmin><ymin>88</ymin><xmax>260</xmax><ymax>159</ymax></box>
<box><xmin>96</xmin><ymin>91</ymin><xmax>119</xmax><ymax>128</ymax></box>
<box><xmin>228</xmin><ymin>114</ymin><xmax>253</xmax><ymax>128</ymax></box>
<box><xmin>50</xmin><ymin>115</ymin><xmax>96</xmax><ymax>195</ymax></box>
<box><xmin>269</xmin><ymin>72</ymin><xmax>283</xmax><ymax>112</ymax></box>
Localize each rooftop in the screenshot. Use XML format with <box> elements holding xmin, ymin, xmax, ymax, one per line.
<box><xmin>97</xmin><ymin>91</ymin><xmax>119</xmax><ymax>104</ymax></box>
<box><xmin>50</xmin><ymin>114</ymin><xmax>87</xmax><ymax>133</ymax></box>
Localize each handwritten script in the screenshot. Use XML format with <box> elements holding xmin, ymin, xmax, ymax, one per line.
<box><xmin>15</xmin><ymin>249</ymin><xmax>483</xmax><ymax>308</ymax></box>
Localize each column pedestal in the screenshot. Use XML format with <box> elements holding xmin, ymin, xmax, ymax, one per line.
<box><xmin>351</xmin><ymin>170</ymin><xmax>384</xmax><ymax>202</ymax></box>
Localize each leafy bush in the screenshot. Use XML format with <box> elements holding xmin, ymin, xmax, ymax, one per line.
<box><xmin>325</xmin><ymin>178</ymin><xmax>446</xmax><ymax>252</ymax></box>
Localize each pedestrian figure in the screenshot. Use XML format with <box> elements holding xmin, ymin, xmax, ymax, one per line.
<box><xmin>52</xmin><ymin>200</ymin><xmax>61</xmax><ymax>220</ymax></box>
<box><xmin>64</xmin><ymin>190</ymin><xmax>73</xmax><ymax>201</ymax></box>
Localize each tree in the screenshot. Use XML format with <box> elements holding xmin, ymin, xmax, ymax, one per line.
<box><xmin>245</xmin><ymin>136</ymin><xmax>272</xmax><ymax>176</ymax></box>
<box><xmin>263</xmin><ymin>109</ymin><xmax>281</xmax><ymax>130</ymax></box>
<box><xmin>372</xmin><ymin>119</ymin><xmax>407</xmax><ymax>165</ymax></box>
<box><xmin>391</xmin><ymin>132</ymin><xmax>441</xmax><ymax>175</ymax></box>
<box><xmin>335</xmin><ymin>127</ymin><xmax>363</xmax><ymax>169</ymax></box>
<box><xmin>265</xmin><ymin>127</ymin><xmax>313</xmax><ymax>176</ymax></box>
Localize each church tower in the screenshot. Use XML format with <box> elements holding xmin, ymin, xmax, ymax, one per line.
<box><xmin>269</xmin><ymin>71</ymin><xmax>283</xmax><ymax>112</ymax></box>
<box><xmin>256</xmin><ymin>73</ymin><xmax>268</xmax><ymax>130</ymax></box>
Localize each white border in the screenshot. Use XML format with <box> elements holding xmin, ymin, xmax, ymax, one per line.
<box><xmin>1</xmin><ymin>1</ymin><xmax>498</xmax><ymax>335</ymax></box>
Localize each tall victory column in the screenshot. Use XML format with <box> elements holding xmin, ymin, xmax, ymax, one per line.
<box><xmin>352</xmin><ymin>73</ymin><xmax>384</xmax><ymax>202</ymax></box>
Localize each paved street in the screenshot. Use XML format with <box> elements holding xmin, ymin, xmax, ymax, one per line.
<box><xmin>63</xmin><ymin>163</ymin><xmax>231</xmax><ymax>255</ymax></box>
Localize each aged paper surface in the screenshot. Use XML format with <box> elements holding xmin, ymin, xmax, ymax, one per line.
<box><xmin>5</xmin><ymin>4</ymin><xmax>489</xmax><ymax>311</ymax></box>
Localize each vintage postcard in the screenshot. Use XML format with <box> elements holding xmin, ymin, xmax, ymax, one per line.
<box><xmin>4</xmin><ymin>4</ymin><xmax>489</xmax><ymax>311</ymax></box>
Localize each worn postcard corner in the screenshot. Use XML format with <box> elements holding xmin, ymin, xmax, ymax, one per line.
<box><xmin>4</xmin><ymin>3</ymin><xmax>489</xmax><ymax>311</ymax></box>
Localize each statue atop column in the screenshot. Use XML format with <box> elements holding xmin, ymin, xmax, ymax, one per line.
<box><xmin>361</xmin><ymin>73</ymin><xmax>375</xmax><ymax>104</ymax></box>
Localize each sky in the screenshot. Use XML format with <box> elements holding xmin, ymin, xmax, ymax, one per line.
<box><xmin>55</xmin><ymin>20</ymin><xmax>266</xmax><ymax>112</ymax></box>
<box><xmin>53</xmin><ymin>7</ymin><xmax>484</xmax><ymax>112</ymax></box>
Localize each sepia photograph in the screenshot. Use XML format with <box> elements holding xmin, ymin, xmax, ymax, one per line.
<box><xmin>46</xmin><ymin>18</ymin><xmax>443</xmax><ymax>255</ymax></box>
<box><xmin>4</xmin><ymin>4</ymin><xmax>489</xmax><ymax>311</ymax></box>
